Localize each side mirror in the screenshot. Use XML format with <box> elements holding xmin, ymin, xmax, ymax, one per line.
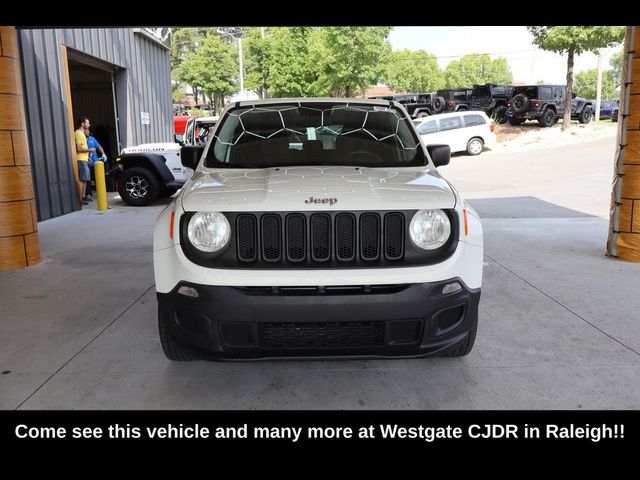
<box><xmin>181</xmin><ymin>145</ymin><xmax>205</xmax><ymax>170</ymax></box>
<box><xmin>427</xmin><ymin>144</ymin><xmax>451</xmax><ymax>167</ymax></box>
<box><xmin>572</xmin><ymin>92</ymin><xmax>577</xmax><ymax>99</ymax></box>
<box><xmin>174</xmin><ymin>134</ymin><xmax>184</xmax><ymax>146</ymax></box>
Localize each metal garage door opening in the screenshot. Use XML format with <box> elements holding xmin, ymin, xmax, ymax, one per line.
<box><xmin>67</xmin><ymin>53</ymin><xmax>121</xmax><ymax>162</ymax></box>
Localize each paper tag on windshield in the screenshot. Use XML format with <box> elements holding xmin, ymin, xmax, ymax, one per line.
<box><xmin>306</xmin><ymin>127</ymin><xmax>317</xmax><ymax>141</ymax></box>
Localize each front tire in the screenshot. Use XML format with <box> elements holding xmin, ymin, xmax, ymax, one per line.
<box><xmin>466</xmin><ymin>137</ymin><xmax>484</xmax><ymax>156</ymax></box>
<box><xmin>159</xmin><ymin>308</ymin><xmax>197</xmax><ymax>361</ymax></box>
<box><xmin>117</xmin><ymin>167</ymin><xmax>160</xmax><ymax>206</ymax></box>
<box><xmin>440</xmin><ymin>316</ymin><xmax>477</xmax><ymax>357</ymax></box>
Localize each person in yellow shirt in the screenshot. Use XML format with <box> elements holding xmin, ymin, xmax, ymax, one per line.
<box><xmin>75</xmin><ymin>115</ymin><xmax>95</xmax><ymax>205</ymax></box>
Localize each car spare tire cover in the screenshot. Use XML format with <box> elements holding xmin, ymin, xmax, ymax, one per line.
<box><xmin>511</xmin><ymin>93</ymin><xmax>529</xmax><ymax>114</ymax></box>
<box><xmin>432</xmin><ymin>96</ymin><xmax>445</xmax><ymax>113</ymax></box>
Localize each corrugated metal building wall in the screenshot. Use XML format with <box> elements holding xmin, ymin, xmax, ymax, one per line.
<box><xmin>17</xmin><ymin>28</ymin><xmax>172</xmax><ymax>221</ymax></box>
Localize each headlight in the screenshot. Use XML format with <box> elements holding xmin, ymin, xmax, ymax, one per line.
<box><xmin>409</xmin><ymin>209</ymin><xmax>451</xmax><ymax>250</ymax></box>
<box><xmin>187</xmin><ymin>212</ymin><xmax>231</xmax><ymax>253</ymax></box>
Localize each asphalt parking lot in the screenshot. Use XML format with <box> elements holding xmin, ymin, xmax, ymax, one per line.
<box><xmin>1</xmin><ymin>134</ymin><xmax>639</xmax><ymax>409</ymax></box>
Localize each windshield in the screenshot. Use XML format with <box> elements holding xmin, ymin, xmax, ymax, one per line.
<box><xmin>205</xmin><ymin>103</ymin><xmax>427</xmax><ymax>169</ymax></box>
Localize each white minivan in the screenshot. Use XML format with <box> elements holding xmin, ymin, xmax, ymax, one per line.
<box><xmin>414</xmin><ymin>111</ymin><xmax>496</xmax><ymax>156</ymax></box>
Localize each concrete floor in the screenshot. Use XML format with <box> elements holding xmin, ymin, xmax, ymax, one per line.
<box><xmin>1</xmin><ymin>136</ymin><xmax>639</xmax><ymax>409</ymax></box>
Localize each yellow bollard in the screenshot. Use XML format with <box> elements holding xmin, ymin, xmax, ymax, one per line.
<box><xmin>94</xmin><ymin>161</ymin><xmax>108</xmax><ymax>211</ymax></box>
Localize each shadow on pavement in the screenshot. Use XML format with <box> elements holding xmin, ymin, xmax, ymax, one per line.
<box><xmin>468</xmin><ymin>196</ymin><xmax>596</xmax><ymax>219</ymax></box>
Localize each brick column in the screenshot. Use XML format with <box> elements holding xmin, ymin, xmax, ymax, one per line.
<box><xmin>0</xmin><ymin>26</ymin><xmax>41</xmax><ymax>270</ymax></box>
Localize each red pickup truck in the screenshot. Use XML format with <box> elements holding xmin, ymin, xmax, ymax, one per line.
<box><xmin>174</xmin><ymin>115</ymin><xmax>194</xmax><ymax>136</ymax></box>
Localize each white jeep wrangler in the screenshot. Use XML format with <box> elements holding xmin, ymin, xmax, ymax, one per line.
<box><xmin>114</xmin><ymin>117</ymin><xmax>219</xmax><ymax>206</ymax></box>
<box><xmin>153</xmin><ymin>98</ymin><xmax>483</xmax><ymax>360</ymax></box>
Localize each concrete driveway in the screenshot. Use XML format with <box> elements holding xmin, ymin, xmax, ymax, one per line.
<box><xmin>1</xmin><ymin>135</ymin><xmax>639</xmax><ymax>409</ymax></box>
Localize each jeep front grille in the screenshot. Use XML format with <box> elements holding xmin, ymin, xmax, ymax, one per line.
<box><xmin>237</xmin><ymin>211</ymin><xmax>401</xmax><ymax>266</ymax></box>
<box><xmin>179</xmin><ymin>210</ymin><xmax>459</xmax><ymax>269</ymax></box>
<box><xmin>335</xmin><ymin>213</ymin><xmax>356</xmax><ymax>261</ymax></box>
<box><xmin>237</xmin><ymin>215</ymin><xmax>257</xmax><ymax>261</ymax></box>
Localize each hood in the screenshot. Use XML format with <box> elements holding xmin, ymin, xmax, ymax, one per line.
<box><xmin>180</xmin><ymin>165</ymin><xmax>456</xmax><ymax>212</ymax></box>
<box><xmin>121</xmin><ymin>143</ymin><xmax>180</xmax><ymax>154</ymax></box>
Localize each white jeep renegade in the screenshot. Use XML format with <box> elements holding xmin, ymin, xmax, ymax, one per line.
<box><xmin>153</xmin><ymin>98</ymin><xmax>483</xmax><ymax>360</ymax></box>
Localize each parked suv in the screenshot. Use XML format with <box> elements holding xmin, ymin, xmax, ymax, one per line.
<box><xmin>153</xmin><ymin>98</ymin><xmax>484</xmax><ymax>361</ymax></box>
<box><xmin>114</xmin><ymin>142</ymin><xmax>193</xmax><ymax>206</ymax></box>
<box><xmin>432</xmin><ymin>89</ymin><xmax>473</xmax><ymax>113</ymax></box>
<box><xmin>506</xmin><ymin>85</ymin><xmax>593</xmax><ymax>127</ymax></box>
<box><xmin>596</xmin><ymin>100</ymin><xmax>618</xmax><ymax>120</ymax></box>
<box><xmin>173</xmin><ymin>103</ymin><xmax>188</xmax><ymax>116</ymax></box>
<box><xmin>415</xmin><ymin>111</ymin><xmax>496</xmax><ymax>156</ymax></box>
<box><xmin>470</xmin><ymin>84</ymin><xmax>514</xmax><ymax>123</ymax></box>
<box><xmin>114</xmin><ymin>117</ymin><xmax>220</xmax><ymax>206</ymax></box>
<box><xmin>195</xmin><ymin>104</ymin><xmax>215</xmax><ymax>114</ymax></box>
<box><xmin>611</xmin><ymin>105</ymin><xmax>619</xmax><ymax>122</ymax></box>
<box><xmin>369</xmin><ymin>93</ymin><xmax>435</xmax><ymax>118</ymax></box>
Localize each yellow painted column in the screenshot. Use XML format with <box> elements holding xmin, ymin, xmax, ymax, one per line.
<box><xmin>0</xmin><ymin>26</ymin><xmax>41</xmax><ymax>270</ymax></box>
<box><xmin>608</xmin><ymin>26</ymin><xmax>640</xmax><ymax>262</ymax></box>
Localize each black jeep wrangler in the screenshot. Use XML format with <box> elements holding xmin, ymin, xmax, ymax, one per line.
<box><xmin>431</xmin><ymin>88</ymin><xmax>473</xmax><ymax>113</ymax></box>
<box><xmin>369</xmin><ymin>93</ymin><xmax>435</xmax><ymax>118</ymax></box>
<box><xmin>506</xmin><ymin>85</ymin><xmax>593</xmax><ymax>127</ymax></box>
<box><xmin>470</xmin><ymin>84</ymin><xmax>514</xmax><ymax>124</ymax></box>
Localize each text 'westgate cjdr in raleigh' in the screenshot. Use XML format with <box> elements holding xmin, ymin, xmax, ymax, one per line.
<box><xmin>14</xmin><ymin>423</ymin><xmax>625</xmax><ymax>443</ymax></box>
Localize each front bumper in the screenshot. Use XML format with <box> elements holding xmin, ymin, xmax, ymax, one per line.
<box><xmin>157</xmin><ymin>279</ymin><xmax>480</xmax><ymax>360</ymax></box>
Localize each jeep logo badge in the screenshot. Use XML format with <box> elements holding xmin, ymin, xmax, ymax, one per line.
<box><xmin>305</xmin><ymin>196</ymin><xmax>337</xmax><ymax>206</ymax></box>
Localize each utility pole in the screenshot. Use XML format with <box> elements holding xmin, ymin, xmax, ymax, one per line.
<box><xmin>529</xmin><ymin>49</ymin><xmax>536</xmax><ymax>84</ymax></box>
<box><xmin>217</xmin><ymin>27</ymin><xmax>245</xmax><ymax>101</ymax></box>
<box><xmin>238</xmin><ymin>35</ymin><xmax>244</xmax><ymax>100</ymax></box>
<box><xmin>595</xmin><ymin>50</ymin><xmax>603</xmax><ymax>122</ymax></box>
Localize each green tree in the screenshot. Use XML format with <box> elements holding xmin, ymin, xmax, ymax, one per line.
<box><xmin>444</xmin><ymin>53</ymin><xmax>513</xmax><ymax>88</ymax></box>
<box><xmin>243</xmin><ymin>27</ymin><xmax>273</xmax><ymax>99</ymax></box>
<box><xmin>527</xmin><ymin>26</ymin><xmax>625</xmax><ymax>130</ymax></box>
<box><xmin>174</xmin><ymin>53</ymin><xmax>201</xmax><ymax>104</ymax></box>
<box><xmin>172</xmin><ymin>85</ymin><xmax>187</xmax><ymax>103</ymax></box>
<box><xmin>384</xmin><ymin>49</ymin><xmax>445</xmax><ymax>93</ymax></box>
<box><xmin>178</xmin><ymin>33</ymin><xmax>239</xmax><ymax>113</ymax></box>
<box><xmin>171</xmin><ymin>27</ymin><xmax>215</xmax><ymax>103</ymax></box>
<box><xmin>265</xmin><ymin>27</ymin><xmax>324</xmax><ymax>97</ymax></box>
<box><xmin>609</xmin><ymin>49</ymin><xmax>624</xmax><ymax>85</ymax></box>
<box><xmin>171</xmin><ymin>28</ymin><xmax>209</xmax><ymax>67</ymax></box>
<box><xmin>574</xmin><ymin>68</ymin><xmax>617</xmax><ymax>100</ymax></box>
<box><xmin>319</xmin><ymin>27</ymin><xmax>391</xmax><ymax>97</ymax></box>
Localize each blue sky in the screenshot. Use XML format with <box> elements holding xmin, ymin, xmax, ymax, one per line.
<box><xmin>388</xmin><ymin>27</ymin><xmax>620</xmax><ymax>84</ymax></box>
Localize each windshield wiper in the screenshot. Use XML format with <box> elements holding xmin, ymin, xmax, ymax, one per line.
<box><xmin>205</xmin><ymin>162</ymin><xmax>264</xmax><ymax>169</ymax></box>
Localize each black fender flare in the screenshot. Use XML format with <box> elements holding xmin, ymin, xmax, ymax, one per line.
<box><xmin>413</xmin><ymin>108</ymin><xmax>432</xmax><ymax>117</ymax></box>
<box><xmin>116</xmin><ymin>152</ymin><xmax>174</xmax><ymax>183</ymax></box>
<box><xmin>575</xmin><ymin>101</ymin><xmax>592</xmax><ymax>114</ymax></box>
